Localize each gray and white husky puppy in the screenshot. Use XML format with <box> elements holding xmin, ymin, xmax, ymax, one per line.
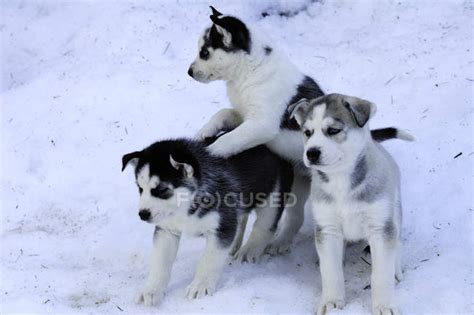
<box><xmin>188</xmin><ymin>6</ymin><xmax>409</xmax><ymax>254</ymax></box>
<box><xmin>122</xmin><ymin>138</ymin><xmax>293</xmax><ymax>306</ymax></box>
<box><xmin>289</xmin><ymin>94</ymin><xmax>412</xmax><ymax>315</ymax></box>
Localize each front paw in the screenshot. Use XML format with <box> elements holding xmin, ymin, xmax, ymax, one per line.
<box><xmin>316</xmin><ymin>299</ymin><xmax>345</xmax><ymax>315</ymax></box>
<box><xmin>195</xmin><ymin>125</ymin><xmax>217</xmax><ymax>141</ymax></box>
<box><xmin>136</xmin><ymin>286</ymin><xmax>165</xmax><ymax>306</ymax></box>
<box><xmin>372</xmin><ymin>304</ymin><xmax>401</xmax><ymax>315</ymax></box>
<box><xmin>233</xmin><ymin>243</ymin><xmax>265</xmax><ymax>263</ymax></box>
<box><xmin>185</xmin><ymin>278</ymin><xmax>217</xmax><ymax>299</ymax></box>
<box><xmin>207</xmin><ymin>142</ymin><xmax>231</xmax><ymax>158</ymax></box>
<box><xmin>265</xmin><ymin>238</ymin><xmax>292</xmax><ymax>256</ymax></box>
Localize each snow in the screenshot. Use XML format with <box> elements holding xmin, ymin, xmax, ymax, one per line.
<box><xmin>1</xmin><ymin>0</ymin><xmax>472</xmax><ymax>314</ymax></box>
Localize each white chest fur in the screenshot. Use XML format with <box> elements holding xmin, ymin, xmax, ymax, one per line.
<box><xmin>310</xmin><ymin>171</ymin><xmax>388</xmax><ymax>242</ymax></box>
<box><xmin>158</xmin><ymin>211</ymin><xmax>220</xmax><ymax>237</ymax></box>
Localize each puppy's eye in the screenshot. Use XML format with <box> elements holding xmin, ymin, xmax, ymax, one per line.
<box><xmin>138</xmin><ymin>187</ymin><xmax>143</xmax><ymax>194</ymax></box>
<box><xmin>151</xmin><ymin>187</ymin><xmax>172</xmax><ymax>199</ymax></box>
<box><xmin>200</xmin><ymin>48</ymin><xmax>209</xmax><ymax>59</ymax></box>
<box><xmin>327</xmin><ymin>128</ymin><xmax>342</xmax><ymax>136</ymax></box>
<box><xmin>304</xmin><ymin>129</ymin><xmax>313</xmax><ymax>137</ymax></box>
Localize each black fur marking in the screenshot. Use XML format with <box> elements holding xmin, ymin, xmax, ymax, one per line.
<box><xmin>371</xmin><ymin>127</ymin><xmax>397</xmax><ymax>142</ymax></box>
<box><xmin>317</xmin><ymin>170</ymin><xmax>329</xmax><ymax>183</ymax></box>
<box><xmin>264</xmin><ymin>46</ymin><xmax>272</xmax><ymax>55</ymax></box>
<box><xmin>281</xmin><ymin>76</ymin><xmax>324</xmax><ymax>130</ymax></box>
<box><xmin>351</xmin><ymin>155</ymin><xmax>367</xmax><ymax>189</ymax></box>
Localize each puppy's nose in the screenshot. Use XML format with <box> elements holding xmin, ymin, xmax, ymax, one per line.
<box><xmin>187</xmin><ymin>67</ymin><xmax>194</xmax><ymax>77</ymax></box>
<box><xmin>138</xmin><ymin>209</ymin><xmax>151</xmax><ymax>221</ymax></box>
<box><xmin>306</xmin><ymin>148</ymin><xmax>321</xmax><ymax>164</ymax></box>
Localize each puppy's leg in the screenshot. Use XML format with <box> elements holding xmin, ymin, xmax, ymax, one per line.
<box><xmin>230</xmin><ymin>213</ymin><xmax>248</xmax><ymax>256</ymax></box>
<box><xmin>186</xmin><ymin>234</ymin><xmax>230</xmax><ymax>299</ymax></box>
<box><xmin>368</xmin><ymin>235</ymin><xmax>400</xmax><ymax>315</ymax></box>
<box><xmin>234</xmin><ymin>204</ymin><xmax>281</xmax><ymax>263</ymax></box>
<box><xmin>207</xmin><ymin>119</ymin><xmax>279</xmax><ymax>157</ymax></box>
<box><xmin>196</xmin><ymin>108</ymin><xmax>241</xmax><ymax>140</ymax></box>
<box><xmin>315</xmin><ymin>224</ymin><xmax>345</xmax><ymax>315</ymax></box>
<box><xmin>267</xmin><ymin>175</ymin><xmax>309</xmax><ymax>255</ymax></box>
<box><xmin>137</xmin><ymin>227</ymin><xmax>180</xmax><ymax>306</ymax></box>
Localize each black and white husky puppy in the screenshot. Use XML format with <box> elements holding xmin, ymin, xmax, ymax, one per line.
<box><xmin>188</xmin><ymin>6</ymin><xmax>408</xmax><ymax>254</ymax></box>
<box><xmin>122</xmin><ymin>138</ymin><xmax>293</xmax><ymax>306</ymax></box>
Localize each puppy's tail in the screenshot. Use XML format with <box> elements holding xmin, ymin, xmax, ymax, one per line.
<box><xmin>371</xmin><ymin>127</ymin><xmax>415</xmax><ymax>142</ymax></box>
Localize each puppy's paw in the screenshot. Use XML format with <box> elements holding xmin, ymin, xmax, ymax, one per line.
<box><xmin>136</xmin><ymin>287</ymin><xmax>164</xmax><ymax>307</ymax></box>
<box><xmin>265</xmin><ymin>240</ymin><xmax>291</xmax><ymax>256</ymax></box>
<box><xmin>195</xmin><ymin>124</ymin><xmax>218</xmax><ymax>140</ymax></box>
<box><xmin>233</xmin><ymin>244</ymin><xmax>265</xmax><ymax>263</ymax></box>
<box><xmin>316</xmin><ymin>299</ymin><xmax>345</xmax><ymax>315</ymax></box>
<box><xmin>185</xmin><ymin>279</ymin><xmax>216</xmax><ymax>299</ymax></box>
<box><xmin>207</xmin><ymin>142</ymin><xmax>231</xmax><ymax>158</ymax></box>
<box><xmin>372</xmin><ymin>304</ymin><xmax>401</xmax><ymax>315</ymax></box>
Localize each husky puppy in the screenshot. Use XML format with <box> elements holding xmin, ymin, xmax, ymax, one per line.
<box><xmin>289</xmin><ymin>94</ymin><xmax>412</xmax><ymax>315</ymax></box>
<box><xmin>122</xmin><ymin>138</ymin><xmax>293</xmax><ymax>306</ymax></box>
<box><xmin>188</xmin><ymin>6</ymin><xmax>409</xmax><ymax>253</ymax></box>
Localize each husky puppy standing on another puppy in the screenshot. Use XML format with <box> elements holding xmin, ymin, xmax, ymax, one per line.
<box><xmin>289</xmin><ymin>94</ymin><xmax>412</xmax><ymax>315</ymax></box>
<box><xmin>122</xmin><ymin>138</ymin><xmax>293</xmax><ymax>306</ymax></box>
<box><xmin>188</xmin><ymin>6</ymin><xmax>409</xmax><ymax>254</ymax></box>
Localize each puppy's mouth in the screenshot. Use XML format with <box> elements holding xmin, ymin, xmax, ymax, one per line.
<box><xmin>145</xmin><ymin>212</ymin><xmax>174</xmax><ymax>224</ymax></box>
<box><xmin>193</xmin><ymin>72</ymin><xmax>215</xmax><ymax>83</ymax></box>
<box><xmin>304</xmin><ymin>158</ymin><xmax>341</xmax><ymax>170</ymax></box>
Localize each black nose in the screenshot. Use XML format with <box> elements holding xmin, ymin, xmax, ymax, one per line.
<box><xmin>306</xmin><ymin>148</ymin><xmax>321</xmax><ymax>164</ymax></box>
<box><xmin>187</xmin><ymin>67</ymin><xmax>194</xmax><ymax>77</ymax></box>
<box><xmin>139</xmin><ymin>209</ymin><xmax>151</xmax><ymax>221</ymax></box>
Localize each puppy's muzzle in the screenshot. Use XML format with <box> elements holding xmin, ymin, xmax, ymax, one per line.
<box><xmin>306</xmin><ymin>147</ymin><xmax>321</xmax><ymax>165</ymax></box>
<box><xmin>139</xmin><ymin>209</ymin><xmax>151</xmax><ymax>221</ymax></box>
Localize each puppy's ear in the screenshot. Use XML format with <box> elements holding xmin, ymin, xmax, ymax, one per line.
<box><xmin>344</xmin><ymin>98</ymin><xmax>377</xmax><ymax>128</ymax></box>
<box><xmin>122</xmin><ymin>151</ymin><xmax>141</xmax><ymax>171</ymax></box>
<box><xmin>169</xmin><ymin>154</ymin><xmax>194</xmax><ymax>178</ymax></box>
<box><xmin>210</xmin><ymin>6</ymin><xmax>223</xmax><ymax>17</ymax></box>
<box><xmin>288</xmin><ymin>98</ymin><xmax>312</xmax><ymax>127</ymax></box>
<box><xmin>211</xmin><ymin>22</ymin><xmax>233</xmax><ymax>47</ymax></box>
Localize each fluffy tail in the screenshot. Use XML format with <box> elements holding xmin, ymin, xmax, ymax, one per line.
<box><xmin>371</xmin><ymin>127</ymin><xmax>415</xmax><ymax>142</ymax></box>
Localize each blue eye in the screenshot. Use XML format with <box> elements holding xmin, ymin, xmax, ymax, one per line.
<box><xmin>327</xmin><ymin>128</ymin><xmax>342</xmax><ymax>135</ymax></box>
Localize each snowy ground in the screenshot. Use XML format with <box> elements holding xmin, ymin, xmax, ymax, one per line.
<box><xmin>1</xmin><ymin>0</ymin><xmax>472</xmax><ymax>314</ymax></box>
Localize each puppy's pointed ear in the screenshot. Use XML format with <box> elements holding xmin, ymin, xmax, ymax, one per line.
<box><xmin>122</xmin><ymin>151</ymin><xmax>141</xmax><ymax>171</ymax></box>
<box><xmin>210</xmin><ymin>6</ymin><xmax>223</xmax><ymax>17</ymax></box>
<box><xmin>344</xmin><ymin>98</ymin><xmax>377</xmax><ymax>128</ymax></box>
<box><xmin>288</xmin><ymin>98</ymin><xmax>312</xmax><ymax>127</ymax></box>
<box><xmin>169</xmin><ymin>154</ymin><xmax>194</xmax><ymax>178</ymax></box>
<box><xmin>211</xmin><ymin>23</ymin><xmax>233</xmax><ymax>46</ymax></box>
